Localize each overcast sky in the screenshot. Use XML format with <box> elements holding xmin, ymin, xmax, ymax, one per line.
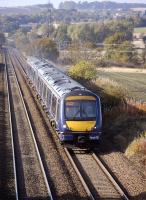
<box><xmin>0</xmin><ymin>0</ymin><xmax>146</xmax><ymax>8</ymax></box>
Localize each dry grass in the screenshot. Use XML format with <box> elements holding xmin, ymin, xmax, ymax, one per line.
<box><xmin>126</xmin><ymin>99</ymin><xmax>146</xmax><ymax>112</ymax></box>
<box><xmin>103</xmin><ymin>98</ymin><xmax>146</xmax><ymax>153</ymax></box>
<box><xmin>97</xmin><ymin>67</ymin><xmax>146</xmax><ymax>73</ymax></box>
<box><xmin>87</xmin><ymin>76</ymin><xmax>146</xmax><ymax>162</ymax></box>
<box><xmin>125</xmin><ymin>132</ymin><xmax>146</xmax><ymax>158</ymax></box>
<box><xmin>104</xmin><ymin>98</ymin><xmax>146</xmax><ymax>124</ymax></box>
<box><xmin>96</xmin><ymin>77</ymin><xmax>125</xmax><ymax>97</ymax></box>
<box><xmin>87</xmin><ymin>77</ymin><xmax>126</xmax><ymax>108</ymax></box>
<box><xmin>94</xmin><ymin>76</ymin><xmax>146</xmax><ymax>170</ymax></box>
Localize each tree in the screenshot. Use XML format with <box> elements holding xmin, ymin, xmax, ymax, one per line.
<box><xmin>68</xmin><ymin>24</ymin><xmax>95</xmax><ymax>44</ymax></box>
<box><xmin>68</xmin><ymin>60</ymin><xmax>97</xmax><ymax>82</ymax></box>
<box><xmin>14</xmin><ymin>30</ymin><xmax>29</xmax><ymax>50</ymax></box>
<box><xmin>54</xmin><ymin>23</ymin><xmax>71</xmax><ymax>44</ymax></box>
<box><xmin>104</xmin><ymin>37</ymin><xmax>136</xmax><ymax>63</ymax></box>
<box><xmin>30</xmin><ymin>37</ymin><xmax>59</xmax><ymax>61</ymax></box>
<box><xmin>38</xmin><ymin>23</ymin><xmax>54</xmax><ymax>37</ymax></box>
<box><xmin>104</xmin><ymin>32</ymin><xmax>129</xmax><ymax>45</ymax></box>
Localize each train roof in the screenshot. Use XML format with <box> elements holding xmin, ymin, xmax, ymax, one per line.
<box><xmin>27</xmin><ymin>57</ymin><xmax>88</xmax><ymax>97</ymax></box>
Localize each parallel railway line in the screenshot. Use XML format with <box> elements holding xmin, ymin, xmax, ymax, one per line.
<box><xmin>4</xmin><ymin>50</ymin><xmax>18</xmax><ymax>200</ymax></box>
<box><xmin>0</xmin><ymin>51</ymin><xmax>16</xmax><ymax>199</ymax></box>
<box><xmin>5</xmin><ymin>50</ymin><xmax>53</xmax><ymax>200</ymax></box>
<box><xmin>9</xmin><ymin>48</ymin><xmax>130</xmax><ymax>200</ymax></box>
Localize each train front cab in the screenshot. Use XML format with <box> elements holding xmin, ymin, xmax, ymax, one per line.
<box><xmin>58</xmin><ymin>90</ymin><xmax>102</xmax><ymax>143</ymax></box>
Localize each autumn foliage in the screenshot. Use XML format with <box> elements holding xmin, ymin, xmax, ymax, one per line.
<box><xmin>29</xmin><ymin>38</ymin><xmax>59</xmax><ymax>61</ymax></box>
<box><xmin>68</xmin><ymin>60</ymin><xmax>97</xmax><ymax>82</ymax></box>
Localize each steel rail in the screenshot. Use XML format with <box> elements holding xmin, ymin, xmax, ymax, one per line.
<box><xmin>92</xmin><ymin>153</ymin><xmax>130</xmax><ymax>200</ymax></box>
<box><xmin>65</xmin><ymin>147</ymin><xmax>130</xmax><ymax>200</ymax></box>
<box><xmin>7</xmin><ymin>50</ymin><xmax>54</xmax><ymax>200</ymax></box>
<box><xmin>4</xmin><ymin>50</ymin><xmax>19</xmax><ymax>200</ymax></box>
<box><xmin>64</xmin><ymin>147</ymin><xmax>95</xmax><ymax>200</ymax></box>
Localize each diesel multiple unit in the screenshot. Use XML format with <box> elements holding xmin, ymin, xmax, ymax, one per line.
<box><xmin>23</xmin><ymin>57</ymin><xmax>102</xmax><ymax>143</ymax></box>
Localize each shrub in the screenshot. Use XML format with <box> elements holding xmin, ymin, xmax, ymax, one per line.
<box><xmin>68</xmin><ymin>60</ymin><xmax>97</xmax><ymax>82</ymax></box>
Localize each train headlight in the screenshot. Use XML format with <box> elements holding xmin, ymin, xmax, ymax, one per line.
<box><xmin>93</xmin><ymin>126</ymin><xmax>97</xmax><ymax>130</ymax></box>
<box><xmin>92</xmin><ymin>126</ymin><xmax>98</xmax><ymax>131</ymax></box>
<box><xmin>63</xmin><ymin>124</ymin><xmax>70</xmax><ymax>131</ymax></box>
<box><xmin>63</xmin><ymin>124</ymin><xmax>67</xmax><ymax>129</ymax></box>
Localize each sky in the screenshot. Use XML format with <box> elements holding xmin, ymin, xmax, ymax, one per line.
<box><xmin>0</xmin><ymin>0</ymin><xmax>146</xmax><ymax>8</ymax></box>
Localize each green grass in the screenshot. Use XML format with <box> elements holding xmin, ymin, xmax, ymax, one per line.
<box><xmin>134</xmin><ymin>27</ymin><xmax>146</xmax><ymax>33</ymax></box>
<box><xmin>97</xmin><ymin>71</ymin><xmax>146</xmax><ymax>101</ymax></box>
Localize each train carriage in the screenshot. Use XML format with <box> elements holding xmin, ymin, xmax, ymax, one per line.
<box><xmin>24</xmin><ymin>57</ymin><xmax>102</xmax><ymax>143</ymax></box>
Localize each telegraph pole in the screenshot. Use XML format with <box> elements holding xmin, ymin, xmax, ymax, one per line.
<box><xmin>47</xmin><ymin>0</ymin><xmax>52</xmax><ymax>38</ymax></box>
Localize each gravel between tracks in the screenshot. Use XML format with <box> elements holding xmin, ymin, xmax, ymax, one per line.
<box><xmin>99</xmin><ymin>152</ymin><xmax>146</xmax><ymax>200</ymax></box>
<box><xmin>73</xmin><ymin>152</ymin><xmax>122</xmax><ymax>199</ymax></box>
<box><xmin>12</xmin><ymin>53</ymin><xmax>89</xmax><ymax>200</ymax></box>
<box><xmin>0</xmin><ymin>61</ymin><xmax>15</xmax><ymax>199</ymax></box>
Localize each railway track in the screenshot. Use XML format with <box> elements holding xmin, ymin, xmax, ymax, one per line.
<box><xmin>0</xmin><ymin>51</ymin><xmax>16</xmax><ymax>199</ymax></box>
<box><xmin>4</xmin><ymin>50</ymin><xmax>53</xmax><ymax>200</ymax></box>
<box><xmin>10</xmin><ymin>49</ymin><xmax>130</xmax><ymax>200</ymax></box>
<box><xmin>65</xmin><ymin>148</ymin><xmax>129</xmax><ymax>200</ymax></box>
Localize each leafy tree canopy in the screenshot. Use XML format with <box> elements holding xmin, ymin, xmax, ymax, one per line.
<box><xmin>104</xmin><ymin>32</ymin><xmax>131</xmax><ymax>45</ymax></box>
<box><xmin>68</xmin><ymin>60</ymin><xmax>97</xmax><ymax>82</ymax></box>
<box><xmin>31</xmin><ymin>37</ymin><xmax>59</xmax><ymax>61</ymax></box>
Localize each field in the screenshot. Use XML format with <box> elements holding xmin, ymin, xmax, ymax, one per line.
<box><xmin>97</xmin><ymin>68</ymin><xmax>146</xmax><ymax>102</ymax></box>
<box><xmin>134</xmin><ymin>27</ymin><xmax>146</xmax><ymax>33</ymax></box>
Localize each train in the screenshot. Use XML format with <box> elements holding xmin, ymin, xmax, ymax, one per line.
<box><xmin>22</xmin><ymin>56</ymin><xmax>102</xmax><ymax>144</ymax></box>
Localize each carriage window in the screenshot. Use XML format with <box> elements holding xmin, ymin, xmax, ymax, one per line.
<box><xmin>43</xmin><ymin>84</ymin><xmax>47</xmax><ymax>100</ymax></box>
<box><xmin>47</xmin><ymin>88</ymin><xmax>51</xmax><ymax>106</ymax></box>
<box><xmin>36</xmin><ymin>76</ymin><xmax>39</xmax><ymax>90</ymax></box>
<box><xmin>56</xmin><ymin>100</ymin><xmax>60</xmax><ymax>121</ymax></box>
<box><xmin>38</xmin><ymin>77</ymin><xmax>41</xmax><ymax>93</ymax></box>
<box><xmin>51</xmin><ymin>95</ymin><xmax>57</xmax><ymax>116</ymax></box>
<box><xmin>40</xmin><ymin>82</ymin><xmax>43</xmax><ymax>98</ymax></box>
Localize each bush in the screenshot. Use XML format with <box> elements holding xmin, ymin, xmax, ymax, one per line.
<box><xmin>68</xmin><ymin>60</ymin><xmax>97</xmax><ymax>82</ymax></box>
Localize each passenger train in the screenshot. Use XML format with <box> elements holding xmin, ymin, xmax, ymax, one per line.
<box><xmin>23</xmin><ymin>57</ymin><xmax>102</xmax><ymax>144</ymax></box>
